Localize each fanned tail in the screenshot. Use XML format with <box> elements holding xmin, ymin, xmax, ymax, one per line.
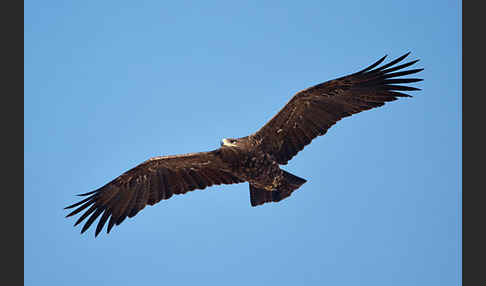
<box><xmin>249</xmin><ymin>171</ymin><xmax>307</xmax><ymax>207</ymax></box>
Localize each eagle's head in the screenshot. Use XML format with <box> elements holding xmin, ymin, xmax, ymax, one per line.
<box><xmin>221</xmin><ymin>138</ymin><xmax>239</xmax><ymax>147</ymax></box>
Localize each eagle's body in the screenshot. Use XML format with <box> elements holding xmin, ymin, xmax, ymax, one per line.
<box><xmin>66</xmin><ymin>52</ymin><xmax>423</xmax><ymax>236</ymax></box>
<box><xmin>220</xmin><ymin>135</ymin><xmax>307</xmax><ymax>204</ymax></box>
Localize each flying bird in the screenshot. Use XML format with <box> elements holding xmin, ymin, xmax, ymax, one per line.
<box><xmin>65</xmin><ymin>52</ymin><xmax>423</xmax><ymax>237</ymax></box>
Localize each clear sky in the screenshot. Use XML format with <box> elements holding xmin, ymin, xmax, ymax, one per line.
<box><xmin>25</xmin><ymin>1</ymin><xmax>461</xmax><ymax>285</ymax></box>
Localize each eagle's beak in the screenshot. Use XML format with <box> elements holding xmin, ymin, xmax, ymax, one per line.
<box><xmin>221</xmin><ymin>138</ymin><xmax>237</xmax><ymax>147</ymax></box>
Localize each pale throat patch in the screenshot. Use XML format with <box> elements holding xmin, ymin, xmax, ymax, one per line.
<box><xmin>222</xmin><ymin>138</ymin><xmax>238</xmax><ymax>147</ymax></box>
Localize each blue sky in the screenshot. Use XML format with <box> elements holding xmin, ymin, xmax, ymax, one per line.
<box><xmin>25</xmin><ymin>1</ymin><xmax>461</xmax><ymax>285</ymax></box>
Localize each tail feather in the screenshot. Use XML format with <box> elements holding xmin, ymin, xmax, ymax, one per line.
<box><xmin>282</xmin><ymin>170</ymin><xmax>307</xmax><ymax>187</ymax></box>
<box><xmin>249</xmin><ymin>171</ymin><xmax>306</xmax><ymax>207</ymax></box>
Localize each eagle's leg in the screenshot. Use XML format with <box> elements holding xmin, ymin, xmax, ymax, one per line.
<box><xmin>248</xmin><ymin>170</ymin><xmax>307</xmax><ymax>207</ymax></box>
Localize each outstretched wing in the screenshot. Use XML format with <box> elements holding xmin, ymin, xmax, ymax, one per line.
<box><xmin>65</xmin><ymin>148</ymin><xmax>244</xmax><ymax>236</ymax></box>
<box><xmin>255</xmin><ymin>52</ymin><xmax>423</xmax><ymax>164</ymax></box>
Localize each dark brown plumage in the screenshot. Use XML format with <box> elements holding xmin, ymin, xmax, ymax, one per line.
<box><xmin>65</xmin><ymin>52</ymin><xmax>423</xmax><ymax>236</ymax></box>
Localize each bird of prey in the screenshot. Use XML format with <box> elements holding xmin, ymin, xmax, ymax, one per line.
<box><xmin>65</xmin><ymin>52</ymin><xmax>423</xmax><ymax>237</ymax></box>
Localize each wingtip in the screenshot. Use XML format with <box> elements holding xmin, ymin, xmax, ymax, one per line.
<box><xmin>74</xmin><ymin>219</ymin><xmax>83</xmax><ymax>227</ymax></box>
<box><xmin>64</xmin><ymin>203</ymin><xmax>78</xmax><ymax>210</ymax></box>
<box><xmin>66</xmin><ymin>209</ymin><xmax>78</xmax><ymax>218</ymax></box>
<box><xmin>64</xmin><ymin>203</ymin><xmax>75</xmax><ymax>210</ymax></box>
<box><xmin>356</xmin><ymin>54</ymin><xmax>388</xmax><ymax>74</ymax></box>
<box><xmin>77</xmin><ymin>189</ymin><xmax>100</xmax><ymax>197</ymax></box>
<box><xmin>379</xmin><ymin>54</ymin><xmax>388</xmax><ymax>62</ymax></box>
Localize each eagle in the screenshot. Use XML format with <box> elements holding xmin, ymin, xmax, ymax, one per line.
<box><xmin>65</xmin><ymin>52</ymin><xmax>423</xmax><ymax>237</ymax></box>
